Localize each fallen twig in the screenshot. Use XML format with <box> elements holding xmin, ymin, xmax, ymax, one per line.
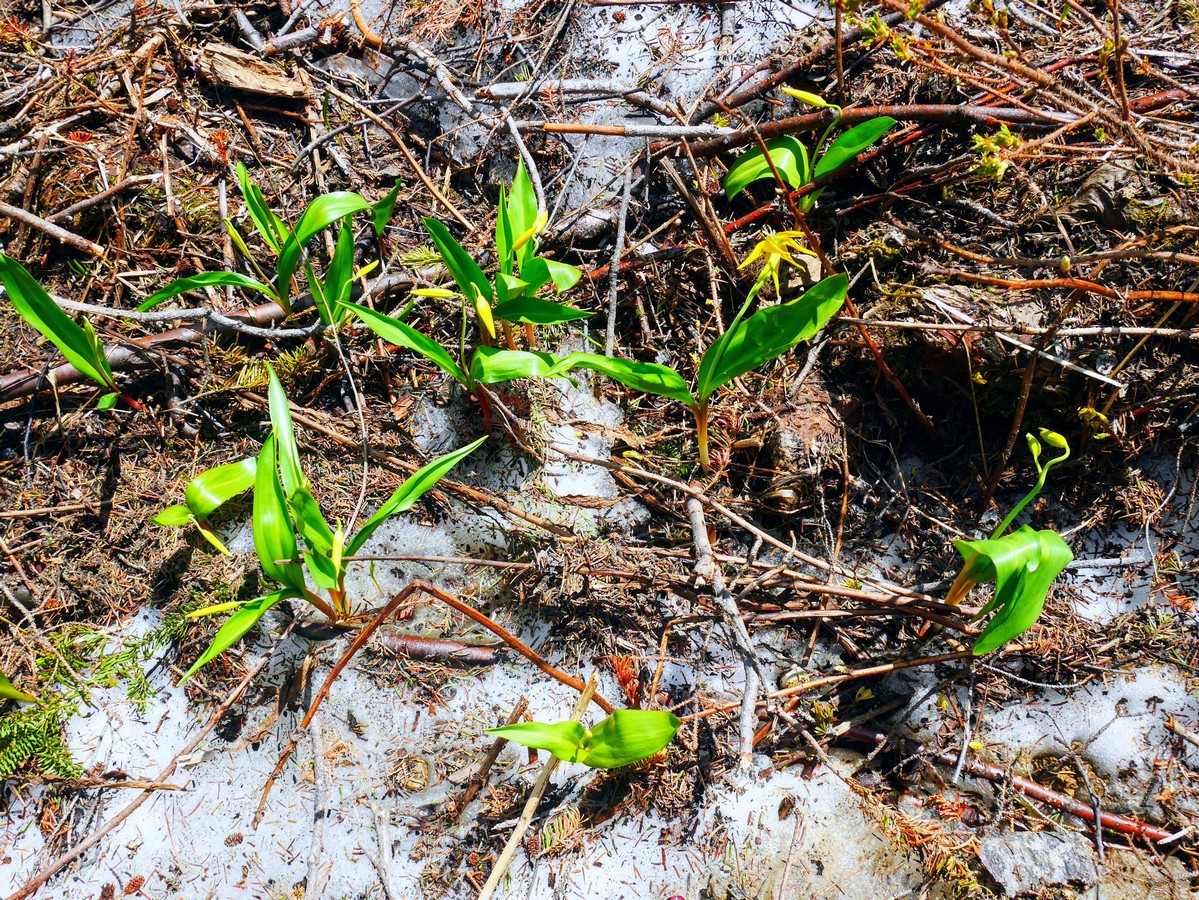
<box><xmin>375</xmin><ymin>631</ymin><xmax>499</xmax><ymax>664</ymax></box>
<box><xmin>686</xmin><ymin>494</ymin><xmax>768</xmax><ymax>773</ymax></box>
<box><xmin>0</xmin><ymin>199</ymin><xmax>105</xmax><ymax>257</ymax></box>
<box><xmin>842</xmin><ymin>725</ymin><xmax>1176</xmax><ymax>844</ymax></box>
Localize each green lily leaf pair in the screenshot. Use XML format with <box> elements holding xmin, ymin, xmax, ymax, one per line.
<box><xmin>175</xmin><ymin>366</ymin><xmax>484</xmax><ymax>682</ymax></box>
<box><xmin>723</xmin><ymin>92</ymin><xmax>896</xmax><ymax>212</ymax></box>
<box><xmin>139</xmin><ymin>163</ymin><xmax>401</xmax><ymax>326</ymax></box>
<box><xmin>0</xmin><ymin>254</ymin><xmax>123</xmax><ymax>409</ymax></box>
<box><xmin>488</xmin><ymin>709</ymin><xmax>681</xmax><ymax>769</ymax></box>
<box><xmin>948</xmin><ymin>429</ymin><xmax>1074</xmax><ymax>654</ymax></box>
<box><xmin>559</xmin><ymin>273</ymin><xmax>849</xmax><ymax>468</ymax></box>
<box><xmin>153</xmin><ymin>458</ymin><xmax>257</xmax><ymax>556</ymax></box>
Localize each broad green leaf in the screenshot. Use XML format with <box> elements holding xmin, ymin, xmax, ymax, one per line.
<box><xmin>346</xmin><ymin>436</ymin><xmax>487</xmax><ymax>556</ymax></box>
<box><xmin>138</xmin><ymin>271</ymin><xmax>277</xmax><ymax>312</ymax></box>
<box><xmin>423</xmin><ymin>217</ymin><xmax>492</xmax><ymax>305</ymax></box>
<box><xmin>372</xmin><ymin>179</ymin><xmax>402</xmax><ymax>236</ymax></box>
<box><xmin>723</xmin><ymin>136</ymin><xmax>810</xmax><ymax>199</ymax></box>
<box><xmin>288</xmin><ymin>484</ymin><xmax>335</xmax><ymax>556</ymax></box>
<box><xmin>509</xmin><ymin>161</ymin><xmax>539</xmax><ymax>269</ymax></box>
<box><xmin>153</xmin><ymin>504</ymin><xmax>192</xmax><ymax>526</ymax></box>
<box><xmin>96</xmin><ymin>392</ymin><xmax>120</xmax><ymax>410</ymax></box>
<box><xmin>521</xmin><ymin>258</ymin><xmax>582</xmax><ymax>294</ymax></box>
<box><xmin>813</xmin><ymin>117</ymin><xmax>897</xmax><ymax>180</ymax></box>
<box><xmin>254</xmin><ymin>434</ymin><xmax>306</xmax><ymax>592</ymax></box>
<box><xmin>696</xmin><ymin>273</ymin><xmax>848</xmax><ymax>404</ymax></box>
<box><xmin>345</xmin><ymin>301</ymin><xmax>468</xmax><ymax>386</ymax></box>
<box><xmin>236</xmin><ymin>162</ymin><xmax>289</xmax><ymax>252</ymax></box>
<box><xmin>470</xmin><ymin>346</ymin><xmax>562</xmax><ymax>385</ymax></box>
<box><xmin>179</xmin><ymin>589</ymin><xmax>296</xmax><ymax>683</ymax></box>
<box><xmin>277</xmin><ymin>193</ymin><xmax>373</xmax><ymax>306</ymax></box>
<box><xmin>183</xmin><ymin>457</ymin><xmax>257</xmax><ymax>520</ymax></box>
<box><xmin>552</xmin><ymin>352</ymin><xmax>695</xmax><ymax>406</ymax></box>
<box><xmin>267</xmin><ymin>366</ymin><xmax>304</xmax><ymax>498</ymax></box>
<box><xmin>949</xmin><ymin>526</ymin><xmax>1073</xmax><ymax>655</ymax></box>
<box><xmin>577</xmin><ymin>710</ymin><xmax>681</xmax><ymax>768</ymax></box>
<box><xmin>486</xmin><ymin>720</ymin><xmax>587</xmax><ymax>763</ymax></box>
<box><xmin>0</xmin><ymin>671</ymin><xmax>36</xmax><ymax>703</ymax></box>
<box><xmin>323</xmin><ymin>221</ymin><xmax>356</xmax><ymax>315</ymax></box>
<box><xmin>0</xmin><ymin>253</ymin><xmax>115</xmax><ymax>391</ymax></box>
<box><xmin>494</xmin><ymin>297</ymin><xmax>593</xmax><ymax>326</ymax></box>
<box><xmin>308</xmin><ymin>263</ymin><xmax>332</xmax><ymax>325</ymax></box>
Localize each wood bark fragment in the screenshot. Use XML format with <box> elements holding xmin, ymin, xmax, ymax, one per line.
<box><xmin>194</xmin><ymin>43</ymin><xmax>310</xmax><ymax>101</ymax></box>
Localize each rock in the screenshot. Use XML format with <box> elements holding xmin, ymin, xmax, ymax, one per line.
<box><xmin>978</xmin><ymin>830</ymin><xmax>1097</xmax><ymax>895</ymax></box>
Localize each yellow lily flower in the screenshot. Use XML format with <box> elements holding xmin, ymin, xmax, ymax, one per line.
<box><xmin>739</xmin><ymin>229</ymin><xmax>816</xmax><ymax>296</ymax></box>
<box><xmin>469</xmin><ymin>284</ymin><xmax>496</xmax><ymax>340</ymax></box>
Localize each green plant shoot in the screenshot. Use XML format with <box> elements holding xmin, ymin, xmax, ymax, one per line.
<box><xmin>723</xmin><ymin>91</ymin><xmax>896</xmax><ymax>212</ymax></box>
<box><xmin>180</xmin><ymin>367</ymin><xmax>485</xmax><ymax>682</ymax></box>
<box><xmin>421</xmin><ymin>161</ymin><xmax>588</xmax><ymax>350</ymax></box>
<box><xmin>0</xmin><ymin>254</ymin><xmax>124</xmax><ymax>410</ymax></box>
<box><xmin>0</xmin><ymin>671</ymin><xmax>36</xmax><ymax>704</ymax></box>
<box><xmin>153</xmin><ymin>458</ymin><xmax>257</xmax><ymax>556</ymax></box>
<box><xmin>551</xmin><ymin>269</ymin><xmax>849</xmax><ymax>469</ymax></box>
<box><xmin>946</xmin><ymin>429</ymin><xmax>1074</xmax><ymax>654</ymax></box>
<box><xmin>487</xmin><ymin>709</ymin><xmax>681</xmax><ymax>768</ymax></box>
<box><xmin>140</xmin><ymin>165</ymin><xmax>399</xmax><ymax>326</ymax></box>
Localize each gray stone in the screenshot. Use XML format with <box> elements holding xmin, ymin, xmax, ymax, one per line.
<box><xmin>978</xmin><ymin>830</ymin><xmax>1097</xmax><ymax>896</ymax></box>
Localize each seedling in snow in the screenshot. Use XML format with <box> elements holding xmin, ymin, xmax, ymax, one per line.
<box><xmin>487</xmin><ymin>709</ymin><xmax>681</xmax><ymax>768</ymax></box>
<box><xmin>139</xmin><ymin>163</ymin><xmax>400</xmax><ymax>326</ymax></box>
<box><xmin>153</xmin><ymin>457</ymin><xmax>257</xmax><ymax>556</ymax></box>
<box><xmin>0</xmin><ymin>254</ymin><xmax>130</xmax><ymax>410</ymax></box>
<box><xmin>423</xmin><ymin>161</ymin><xmax>588</xmax><ymax>350</ymax></box>
<box><xmin>179</xmin><ymin>367</ymin><xmax>484</xmax><ymax>682</ymax></box>
<box><xmin>946</xmin><ymin>429</ymin><xmax>1074</xmax><ymax>654</ymax></box>
<box><xmin>724</xmin><ymin>89</ymin><xmax>896</xmax><ymax>212</ymax></box>
<box><xmin>551</xmin><ymin>265</ymin><xmax>849</xmax><ymax>469</ymax></box>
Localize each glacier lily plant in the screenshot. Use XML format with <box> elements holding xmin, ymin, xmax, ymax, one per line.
<box><xmin>0</xmin><ymin>255</ymin><xmax>129</xmax><ymax>410</ymax></box>
<box><xmin>946</xmin><ymin>429</ymin><xmax>1074</xmax><ymax>654</ymax></box>
<box><xmin>724</xmin><ymin>89</ymin><xmax>897</xmax><ymax>212</ymax></box>
<box><xmin>179</xmin><ymin>367</ymin><xmax>484</xmax><ymax>681</ymax></box>
<box><xmin>140</xmin><ymin>163</ymin><xmax>400</xmax><ymax>326</ymax></box>
<box><xmin>550</xmin><ymin>237</ymin><xmax>849</xmax><ymax>469</ymax></box>
<box><xmin>153</xmin><ymin>457</ymin><xmax>257</xmax><ymax>556</ymax></box>
<box><xmin>422</xmin><ymin>160</ymin><xmax>589</xmax><ymax>350</ymax></box>
<box><xmin>487</xmin><ymin>709</ymin><xmax>681</xmax><ymax>768</ymax></box>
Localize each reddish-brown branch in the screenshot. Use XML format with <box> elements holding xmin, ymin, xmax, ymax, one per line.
<box><xmin>928</xmin><ymin>268</ymin><xmax>1199</xmax><ymax>304</ymax></box>
<box><xmin>843</xmin><ymin>726</ymin><xmax>1175</xmax><ymax>844</ymax></box>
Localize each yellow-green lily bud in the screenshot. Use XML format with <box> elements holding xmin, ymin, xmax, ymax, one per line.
<box><xmin>781</xmin><ymin>87</ymin><xmax>833</xmax><ymax>108</ymax></box>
